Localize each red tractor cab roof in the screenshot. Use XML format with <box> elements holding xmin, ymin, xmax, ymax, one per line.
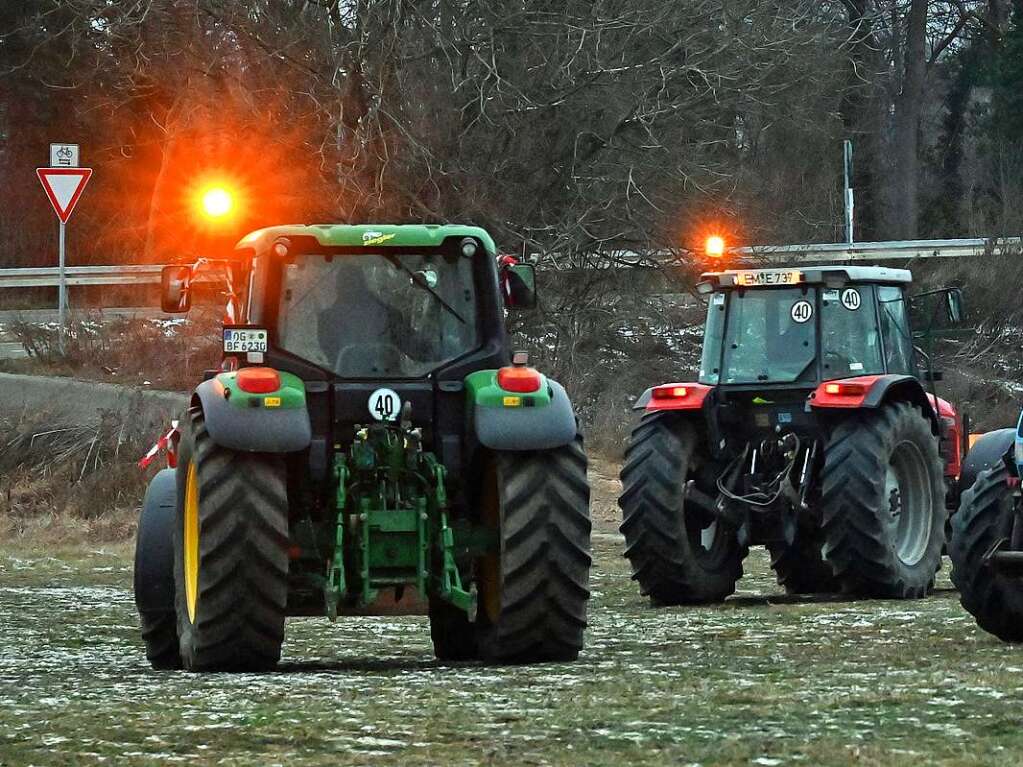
<box><xmin>697</xmin><ymin>266</ymin><xmax>912</xmax><ymax>293</ymax></box>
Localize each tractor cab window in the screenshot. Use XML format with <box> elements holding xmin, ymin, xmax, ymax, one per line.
<box><xmin>877</xmin><ymin>286</ymin><xmax>915</xmax><ymax>375</ymax></box>
<box><xmin>701</xmin><ymin>287</ymin><xmax>816</xmax><ymax>385</ymax></box>
<box><xmin>820</xmin><ymin>287</ymin><xmax>885</xmax><ymax>379</ymax></box>
<box><xmin>277</xmin><ymin>252</ymin><xmax>479</xmax><ymax>378</ymax></box>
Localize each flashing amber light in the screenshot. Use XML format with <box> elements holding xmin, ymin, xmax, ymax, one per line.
<box><xmin>705</xmin><ymin>235</ymin><xmax>726</xmax><ymax>258</ymax></box>
<box><xmin>824</xmin><ymin>382</ymin><xmax>867</xmax><ymax>397</ymax></box>
<box><xmin>653</xmin><ymin>386</ymin><xmax>689</xmax><ymax>399</ymax></box>
<box><xmin>200</xmin><ymin>187</ymin><xmax>234</xmax><ymax>219</ymax></box>
<box><xmin>498</xmin><ymin>366</ymin><xmax>542</xmax><ymax>393</ymax></box>
<box><xmin>236</xmin><ymin>367</ymin><xmax>281</xmax><ymax>394</ymax></box>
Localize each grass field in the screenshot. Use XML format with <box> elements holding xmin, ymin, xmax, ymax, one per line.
<box><xmin>3</xmin><ymin>548</ymin><xmax>1023</xmax><ymax>765</ymax></box>
<box><xmin>2</xmin><ymin>463</ymin><xmax>1023</xmax><ymax>766</ymax></box>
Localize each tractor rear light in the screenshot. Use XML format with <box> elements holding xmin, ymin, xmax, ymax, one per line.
<box><xmin>812</xmin><ymin>375</ymin><xmax>884</xmax><ymax>409</ymax></box>
<box><xmin>498</xmin><ymin>366</ymin><xmax>542</xmax><ymax>393</ymax></box>
<box><xmin>823</xmin><ymin>382</ymin><xmax>867</xmax><ymax>397</ymax></box>
<box><xmin>236</xmin><ymin>367</ymin><xmax>281</xmax><ymax>394</ymax></box>
<box><xmin>652</xmin><ymin>386</ymin><xmax>689</xmax><ymax>399</ymax></box>
<box><xmin>645</xmin><ymin>383</ymin><xmax>712</xmax><ymax>411</ymax></box>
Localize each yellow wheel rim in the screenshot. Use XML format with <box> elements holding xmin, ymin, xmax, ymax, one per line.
<box><xmin>478</xmin><ymin>461</ymin><xmax>502</xmax><ymax>624</ymax></box>
<box><xmin>183</xmin><ymin>461</ymin><xmax>200</xmax><ymax>624</ymax></box>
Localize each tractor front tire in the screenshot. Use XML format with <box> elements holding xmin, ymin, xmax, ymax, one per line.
<box><xmin>472</xmin><ymin>434</ymin><xmax>591</xmax><ymax>664</ymax></box>
<box><xmin>820</xmin><ymin>402</ymin><xmax>945</xmax><ymax>599</ymax></box>
<box><xmin>619</xmin><ymin>413</ymin><xmax>745</xmax><ymax>605</ymax></box>
<box><xmin>174</xmin><ymin>406</ymin><xmax>290</xmax><ymax>672</ymax></box>
<box><xmin>134</xmin><ymin>468</ymin><xmax>181</xmax><ymax>670</ymax></box>
<box><xmin>950</xmin><ymin>463</ymin><xmax>1023</xmax><ymax>642</ymax></box>
<box><xmin>766</xmin><ymin>529</ymin><xmax>839</xmax><ymax>595</ymax></box>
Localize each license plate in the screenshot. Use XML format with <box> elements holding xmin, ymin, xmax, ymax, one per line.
<box><xmin>223</xmin><ymin>328</ymin><xmax>268</xmax><ymax>353</ymax></box>
<box><xmin>735</xmin><ymin>270</ymin><xmax>802</xmax><ymax>287</ymax></box>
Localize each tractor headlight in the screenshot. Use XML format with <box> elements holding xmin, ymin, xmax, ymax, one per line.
<box><xmin>460</xmin><ymin>237</ymin><xmax>478</xmax><ymax>258</ymax></box>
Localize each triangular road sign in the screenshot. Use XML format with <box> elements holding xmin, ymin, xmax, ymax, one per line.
<box><xmin>37</xmin><ymin>167</ymin><xmax>92</xmax><ymax>223</ymax></box>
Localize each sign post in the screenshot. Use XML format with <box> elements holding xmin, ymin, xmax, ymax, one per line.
<box><xmin>37</xmin><ymin>162</ymin><xmax>92</xmax><ymax>348</ymax></box>
<box><xmin>843</xmin><ymin>139</ymin><xmax>855</xmax><ymax>246</ymax></box>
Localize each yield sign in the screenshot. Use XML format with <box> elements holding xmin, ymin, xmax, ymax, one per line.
<box><xmin>37</xmin><ymin>167</ymin><xmax>93</xmax><ymax>223</ymax></box>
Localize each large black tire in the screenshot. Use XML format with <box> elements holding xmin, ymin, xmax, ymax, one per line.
<box><xmin>174</xmin><ymin>406</ymin><xmax>290</xmax><ymax>672</ymax></box>
<box><xmin>619</xmin><ymin>413</ymin><xmax>745</xmax><ymax>605</ymax></box>
<box><xmin>950</xmin><ymin>463</ymin><xmax>1023</xmax><ymax>642</ymax></box>
<box><xmin>134</xmin><ymin>468</ymin><xmax>181</xmax><ymax>670</ymax></box>
<box><xmin>766</xmin><ymin>529</ymin><xmax>840</xmax><ymax>595</ymax></box>
<box><xmin>820</xmin><ymin>402</ymin><xmax>946</xmax><ymax>599</ymax></box>
<box><xmin>469</xmin><ymin>434</ymin><xmax>591</xmax><ymax>664</ymax></box>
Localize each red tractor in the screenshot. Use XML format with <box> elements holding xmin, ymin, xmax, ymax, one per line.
<box><xmin>619</xmin><ymin>266</ymin><xmax>964</xmax><ymax>603</ymax></box>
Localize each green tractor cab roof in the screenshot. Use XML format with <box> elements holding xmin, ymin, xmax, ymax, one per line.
<box><xmin>698</xmin><ymin>266</ymin><xmax>912</xmax><ymax>292</ymax></box>
<box><xmin>236</xmin><ymin>224</ymin><xmax>498</xmax><ymax>255</ymax></box>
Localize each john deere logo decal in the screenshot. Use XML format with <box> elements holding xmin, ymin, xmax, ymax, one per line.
<box><xmin>362</xmin><ymin>231</ymin><xmax>396</xmax><ymax>246</ymax></box>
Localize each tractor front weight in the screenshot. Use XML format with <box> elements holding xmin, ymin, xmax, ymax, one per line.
<box><xmin>325</xmin><ymin>414</ymin><xmax>476</xmax><ymax>620</ymax></box>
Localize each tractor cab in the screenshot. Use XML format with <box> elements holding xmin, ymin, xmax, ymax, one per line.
<box><xmin>162</xmin><ymin>225</ymin><xmax>541</xmax><ymax>481</ymax></box>
<box><xmin>632</xmin><ymin>266</ymin><xmax>964</xmax><ymax>451</ymax></box>
<box><xmin>696</xmin><ymin>266</ymin><xmax>920</xmax><ymax>389</ymax></box>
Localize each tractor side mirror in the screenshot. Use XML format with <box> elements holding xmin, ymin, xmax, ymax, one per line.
<box><xmin>501</xmin><ymin>263</ymin><xmax>537</xmax><ymax>309</ymax></box>
<box><xmin>161</xmin><ymin>265</ymin><xmax>193</xmax><ymax>313</ymax></box>
<box><xmin>945</xmin><ymin>288</ymin><xmax>964</xmax><ymax>325</ymax></box>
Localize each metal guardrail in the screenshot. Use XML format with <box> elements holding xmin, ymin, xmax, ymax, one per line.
<box><xmin>0</xmin><ymin>237</ymin><xmax>1019</xmax><ymax>289</ymax></box>
<box><xmin>564</xmin><ymin>237</ymin><xmax>1023</xmax><ymax>268</ymax></box>
<box><xmin>0</xmin><ymin>264</ymin><xmax>164</xmax><ymax>288</ymax></box>
<box><xmin>746</xmin><ymin>237</ymin><xmax>1022</xmax><ymax>263</ymax></box>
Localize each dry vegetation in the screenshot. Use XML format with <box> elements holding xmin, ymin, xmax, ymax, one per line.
<box><xmin>1</xmin><ymin>308</ymin><xmax>222</xmax><ymax>391</ymax></box>
<box><xmin>0</xmin><ymin>402</ymin><xmax>165</xmax><ymax>545</ymax></box>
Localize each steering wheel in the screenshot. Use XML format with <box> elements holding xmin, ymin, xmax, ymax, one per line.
<box><xmin>823</xmin><ymin>350</ymin><xmax>852</xmax><ymax>375</ymax></box>
<box><xmin>334</xmin><ymin>342</ymin><xmax>407</xmax><ymax>376</ymax></box>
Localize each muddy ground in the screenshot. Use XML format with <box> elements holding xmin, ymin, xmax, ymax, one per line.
<box><xmin>2</xmin><ymin>461</ymin><xmax>1023</xmax><ymax>766</ymax></box>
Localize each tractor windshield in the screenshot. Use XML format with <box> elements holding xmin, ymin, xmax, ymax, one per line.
<box><xmin>277</xmin><ymin>252</ymin><xmax>479</xmax><ymax>378</ymax></box>
<box><xmin>819</xmin><ymin>286</ymin><xmax>885</xmax><ymax>379</ymax></box>
<box><xmin>700</xmin><ymin>288</ymin><xmax>816</xmax><ymax>385</ymax></box>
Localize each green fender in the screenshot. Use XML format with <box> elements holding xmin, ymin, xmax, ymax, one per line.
<box><xmin>465</xmin><ymin>369</ymin><xmax>577</xmax><ymax>451</ymax></box>
<box><xmin>193</xmin><ymin>370</ymin><xmax>311</xmax><ymax>453</ymax></box>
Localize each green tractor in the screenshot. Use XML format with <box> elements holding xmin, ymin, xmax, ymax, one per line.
<box><xmin>133</xmin><ymin>225</ymin><xmax>591</xmax><ymax>671</ymax></box>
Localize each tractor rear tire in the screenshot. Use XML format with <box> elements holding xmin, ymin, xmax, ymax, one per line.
<box><xmin>619</xmin><ymin>413</ymin><xmax>745</xmax><ymax>605</ymax></box>
<box><xmin>950</xmin><ymin>463</ymin><xmax>1023</xmax><ymax>642</ymax></box>
<box><xmin>134</xmin><ymin>468</ymin><xmax>181</xmax><ymax>670</ymax></box>
<box><xmin>473</xmin><ymin>434</ymin><xmax>591</xmax><ymax>664</ymax></box>
<box><xmin>820</xmin><ymin>402</ymin><xmax>945</xmax><ymax>599</ymax></box>
<box><xmin>174</xmin><ymin>406</ymin><xmax>290</xmax><ymax>672</ymax></box>
<box><xmin>766</xmin><ymin>530</ymin><xmax>839</xmax><ymax>595</ymax></box>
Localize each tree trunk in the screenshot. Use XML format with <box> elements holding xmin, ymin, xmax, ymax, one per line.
<box><xmin>890</xmin><ymin>0</ymin><xmax>928</xmax><ymax>239</ymax></box>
